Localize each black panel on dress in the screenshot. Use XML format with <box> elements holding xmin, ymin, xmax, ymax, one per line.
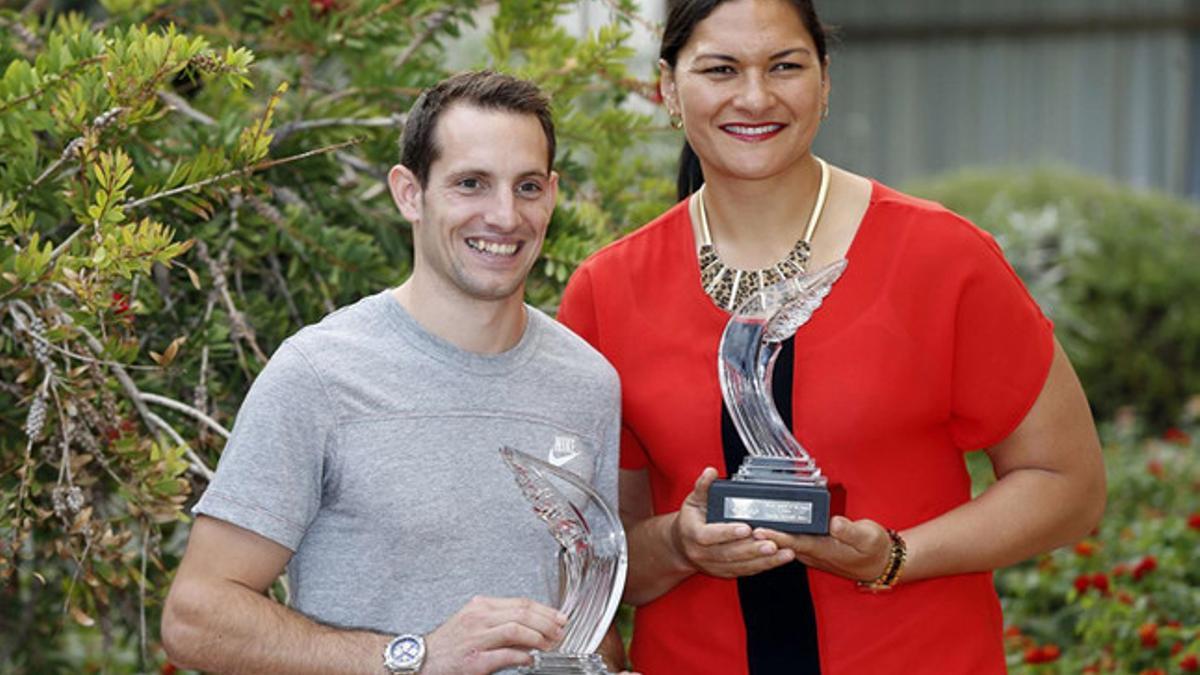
<box><xmin>719</xmin><ymin>336</ymin><xmax>822</xmax><ymax>674</ymax></box>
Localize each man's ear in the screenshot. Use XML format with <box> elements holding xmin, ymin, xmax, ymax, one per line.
<box><xmin>387</xmin><ymin>164</ymin><xmax>423</xmax><ymax>224</ymax></box>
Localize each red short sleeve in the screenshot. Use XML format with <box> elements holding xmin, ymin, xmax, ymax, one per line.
<box><xmin>559</xmin><ymin>265</ymin><xmax>649</xmax><ymax>470</ymax></box>
<box><xmin>949</xmin><ymin>228</ymin><xmax>1055</xmax><ymax>450</ymax></box>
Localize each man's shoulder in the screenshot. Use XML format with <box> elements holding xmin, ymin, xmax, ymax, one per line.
<box><xmin>528</xmin><ymin>308</ymin><xmax>618</xmax><ymax>384</ymax></box>
<box><xmin>283</xmin><ymin>291</ymin><xmax>393</xmax><ymax>358</ymax></box>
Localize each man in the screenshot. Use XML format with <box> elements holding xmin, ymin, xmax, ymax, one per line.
<box><xmin>162</xmin><ymin>71</ymin><xmax>623</xmax><ymax>675</ymax></box>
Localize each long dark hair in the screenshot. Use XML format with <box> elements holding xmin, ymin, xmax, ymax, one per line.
<box><xmin>661</xmin><ymin>0</ymin><xmax>830</xmax><ymax>200</ymax></box>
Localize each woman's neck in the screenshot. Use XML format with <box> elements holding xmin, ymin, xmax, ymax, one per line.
<box><xmin>697</xmin><ymin>156</ymin><xmax>824</xmax><ymax>270</ymax></box>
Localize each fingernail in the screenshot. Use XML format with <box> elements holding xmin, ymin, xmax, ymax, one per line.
<box><xmin>777</xmin><ymin>549</ymin><xmax>794</xmax><ymax>562</ymax></box>
<box><xmin>759</xmin><ymin>542</ymin><xmax>776</xmax><ymax>554</ymax></box>
<box><xmin>734</xmin><ymin>524</ymin><xmax>751</xmax><ymax>537</ymax></box>
<box><xmin>556</xmin><ymin>611</ymin><xmax>568</xmax><ymax>623</ymax></box>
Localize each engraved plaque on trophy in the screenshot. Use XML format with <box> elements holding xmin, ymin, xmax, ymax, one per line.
<box><xmin>706</xmin><ymin>259</ymin><xmax>848</xmax><ymax>535</ymax></box>
<box><xmin>500</xmin><ymin>445</ymin><xmax>627</xmax><ymax>675</ymax></box>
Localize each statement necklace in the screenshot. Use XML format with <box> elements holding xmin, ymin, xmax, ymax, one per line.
<box><xmin>697</xmin><ymin>156</ymin><xmax>831</xmax><ymax>311</ymax></box>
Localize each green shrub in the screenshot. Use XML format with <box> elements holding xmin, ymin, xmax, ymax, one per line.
<box><xmin>0</xmin><ymin>2</ymin><xmax>671</xmax><ymax>670</ymax></box>
<box><xmin>910</xmin><ymin>168</ymin><xmax>1200</xmax><ymax>428</ymax></box>
<box><xmin>986</xmin><ymin>409</ymin><xmax>1200</xmax><ymax>673</ymax></box>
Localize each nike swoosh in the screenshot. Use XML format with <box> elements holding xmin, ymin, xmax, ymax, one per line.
<box><xmin>548</xmin><ymin>436</ymin><xmax>580</xmax><ymax>466</ymax></box>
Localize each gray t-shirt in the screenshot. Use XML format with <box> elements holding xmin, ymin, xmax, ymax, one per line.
<box><xmin>195</xmin><ymin>290</ymin><xmax>620</xmax><ymax>638</ymax></box>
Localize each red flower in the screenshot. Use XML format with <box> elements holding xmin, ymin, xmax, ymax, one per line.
<box><xmin>1188</xmin><ymin>513</ymin><xmax>1200</xmax><ymax>531</ymax></box>
<box><xmin>1175</xmin><ymin>642</ymin><xmax>1186</xmax><ymax>656</ymax></box>
<box><xmin>1181</xmin><ymin>654</ymin><xmax>1199</xmax><ymax>672</ymax></box>
<box><xmin>1164</xmin><ymin>427</ymin><xmax>1191</xmax><ymax>445</ymax></box>
<box><xmin>1133</xmin><ymin>555</ymin><xmax>1158</xmax><ymax>581</ymax></box>
<box><xmin>1075</xmin><ymin>540</ymin><xmax>1097</xmax><ymax>556</ymax></box>
<box><xmin>651</xmin><ymin>80</ymin><xmax>664</xmax><ymax>105</ymax></box>
<box><xmin>1139</xmin><ymin>622</ymin><xmax>1159</xmax><ymax>648</ymax></box>
<box><xmin>1022</xmin><ymin>645</ymin><xmax>1061</xmax><ymax>664</ymax></box>
<box><xmin>1117</xmin><ymin>591</ymin><xmax>1135</xmax><ymax>605</ymax></box>
<box><xmin>1003</xmin><ymin>625</ymin><xmax>1022</xmax><ymax>638</ymax></box>
<box><xmin>1073</xmin><ymin>574</ymin><xmax>1091</xmax><ymax>593</ymax></box>
<box><xmin>1113</xmin><ymin>563</ymin><xmax>1130</xmax><ymax>577</ymax></box>
<box><xmin>1090</xmin><ymin>572</ymin><xmax>1110</xmax><ymax>593</ymax></box>
<box><xmin>1168</xmin><ymin>620</ymin><xmax>1183</xmax><ymax>628</ymax></box>
<box><xmin>1140</xmin><ymin>670</ymin><xmax>1166</xmax><ymax>675</ymax></box>
<box><xmin>110</xmin><ymin>291</ymin><xmax>130</xmax><ymax>315</ymax></box>
<box><xmin>310</xmin><ymin>0</ymin><xmax>337</xmax><ymax>15</ymax></box>
<box><xmin>1147</xmin><ymin>458</ymin><xmax>1165</xmax><ymax>478</ymax></box>
<box><xmin>161</xmin><ymin>664</ymin><xmax>177</xmax><ymax>675</ymax></box>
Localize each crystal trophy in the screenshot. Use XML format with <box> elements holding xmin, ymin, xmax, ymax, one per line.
<box><xmin>706</xmin><ymin>259</ymin><xmax>848</xmax><ymax>535</ymax></box>
<box><xmin>499</xmin><ymin>445</ymin><xmax>628</xmax><ymax>675</ymax></box>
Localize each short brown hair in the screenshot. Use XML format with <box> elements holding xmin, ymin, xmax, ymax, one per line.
<box><xmin>400</xmin><ymin>71</ymin><xmax>556</xmax><ymax>187</ymax></box>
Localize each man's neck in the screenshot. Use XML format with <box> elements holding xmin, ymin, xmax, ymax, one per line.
<box><xmin>390</xmin><ymin>281</ymin><xmax>528</xmax><ymax>355</ymax></box>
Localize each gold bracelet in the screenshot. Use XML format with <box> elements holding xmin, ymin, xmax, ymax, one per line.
<box><xmin>857</xmin><ymin>528</ymin><xmax>907</xmax><ymax>593</ymax></box>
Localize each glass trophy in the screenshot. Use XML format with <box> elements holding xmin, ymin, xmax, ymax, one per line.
<box><xmin>706</xmin><ymin>259</ymin><xmax>848</xmax><ymax>535</ymax></box>
<box><xmin>499</xmin><ymin>445</ymin><xmax>628</xmax><ymax>675</ymax></box>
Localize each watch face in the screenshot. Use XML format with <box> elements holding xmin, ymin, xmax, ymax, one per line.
<box><xmin>388</xmin><ymin>636</ymin><xmax>423</xmax><ymax>667</ymax></box>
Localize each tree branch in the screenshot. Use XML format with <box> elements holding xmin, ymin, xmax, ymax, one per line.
<box><xmin>123</xmin><ymin>137</ymin><xmax>364</xmax><ymax>211</ymax></box>
<box><xmin>393</xmin><ymin>8</ymin><xmax>453</xmax><ymax>70</ymax></box>
<box><xmin>139</xmin><ymin>392</ymin><xmax>230</xmax><ymax>441</ymax></box>
<box><xmin>269</xmin><ymin>113</ymin><xmax>405</xmax><ymax>149</ymax></box>
<box><xmin>194</xmin><ymin>239</ymin><xmax>268</xmax><ymax>365</ymax></box>
<box><xmin>598</xmin><ymin>0</ymin><xmax>663</xmax><ymax>37</ymax></box>
<box><xmin>0</xmin><ymin>55</ymin><xmax>107</xmax><ymax>115</ymax></box>
<box><xmin>156</xmin><ymin>89</ymin><xmax>216</xmax><ymax>126</ymax></box>
<box><xmin>143</xmin><ymin>410</ymin><xmax>215</xmax><ymax>481</ymax></box>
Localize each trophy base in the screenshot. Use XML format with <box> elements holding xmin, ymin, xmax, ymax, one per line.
<box><xmin>707</xmin><ymin>478</ymin><xmax>830</xmax><ymax>534</ymax></box>
<box><xmin>518</xmin><ymin>651</ymin><xmax>612</xmax><ymax>674</ymax></box>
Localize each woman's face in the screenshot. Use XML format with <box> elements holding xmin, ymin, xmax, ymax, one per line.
<box><xmin>662</xmin><ymin>0</ymin><xmax>829</xmax><ymax>184</ymax></box>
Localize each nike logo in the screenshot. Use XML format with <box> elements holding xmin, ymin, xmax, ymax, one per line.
<box><xmin>548</xmin><ymin>436</ymin><xmax>580</xmax><ymax>467</ymax></box>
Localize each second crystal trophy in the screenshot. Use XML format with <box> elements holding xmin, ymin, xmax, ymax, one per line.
<box><xmin>706</xmin><ymin>259</ymin><xmax>848</xmax><ymax>535</ymax></box>
<box><xmin>500</xmin><ymin>445</ymin><xmax>627</xmax><ymax>675</ymax></box>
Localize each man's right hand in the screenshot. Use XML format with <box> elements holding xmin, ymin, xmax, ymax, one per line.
<box><xmin>671</xmin><ymin>467</ymin><xmax>796</xmax><ymax>578</ymax></box>
<box><xmin>422</xmin><ymin>595</ymin><xmax>567</xmax><ymax>675</ymax></box>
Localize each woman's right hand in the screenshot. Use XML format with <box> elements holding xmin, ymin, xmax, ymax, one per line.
<box><xmin>670</xmin><ymin>467</ymin><xmax>797</xmax><ymax>578</ymax></box>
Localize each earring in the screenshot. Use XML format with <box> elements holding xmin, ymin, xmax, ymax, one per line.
<box><xmin>669</xmin><ymin>113</ymin><xmax>683</xmax><ymax>130</ymax></box>
<box><xmin>821</xmin><ymin>102</ymin><xmax>830</xmax><ymax>120</ymax></box>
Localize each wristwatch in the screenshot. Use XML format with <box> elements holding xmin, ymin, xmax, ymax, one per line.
<box><xmin>382</xmin><ymin>633</ymin><xmax>426</xmax><ymax>674</ymax></box>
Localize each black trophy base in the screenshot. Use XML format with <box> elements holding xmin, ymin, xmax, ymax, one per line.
<box><xmin>707</xmin><ymin>479</ymin><xmax>830</xmax><ymax>534</ymax></box>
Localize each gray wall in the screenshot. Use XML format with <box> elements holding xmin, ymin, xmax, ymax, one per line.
<box><xmin>812</xmin><ymin>0</ymin><xmax>1197</xmax><ymax>196</ymax></box>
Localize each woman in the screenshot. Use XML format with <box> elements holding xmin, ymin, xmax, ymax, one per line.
<box><xmin>557</xmin><ymin>0</ymin><xmax>1106</xmax><ymax>673</ymax></box>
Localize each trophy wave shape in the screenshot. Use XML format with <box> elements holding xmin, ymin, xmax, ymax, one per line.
<box><xmin>717</xmin><ymin>259</ymin><xmax>849</xmax><ymax>483</ymax></box>
<box><xmin>499</xmin><ymin>446</ymin><xmax>628</xmax><ymax>662</ymax></box>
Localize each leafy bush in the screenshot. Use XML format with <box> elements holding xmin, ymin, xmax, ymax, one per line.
<box><xmin>909</xmin><ymin>168</ymin><xmax>1200</xmax><ymax>428</ymax></box>
<box><xmin>0</xmin><ymin>1</ymin><xmax>671</xmax><ymax>671</ymax></box>
<box><xmin>986</xmin><ymin>408</ymin><xmax>1200</xmax><ymax>673</ymax></box>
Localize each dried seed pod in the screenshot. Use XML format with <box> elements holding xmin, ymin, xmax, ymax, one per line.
<box><xmin>25</xmin><ymin>392</ymin><xmax>47</xmax><ymax>440</ymax></box>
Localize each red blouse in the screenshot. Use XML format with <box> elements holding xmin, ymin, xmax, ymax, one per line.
<box><xmin>558</xmin><ymin>182</ymin><xmax>1054</xmax><ymax>674</ymax></box>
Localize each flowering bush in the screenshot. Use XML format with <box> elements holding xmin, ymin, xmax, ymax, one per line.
<box><xmin>992</xmin><ymin>408</ymin><xmax>1200</xmax><ymax>673</ymax></box>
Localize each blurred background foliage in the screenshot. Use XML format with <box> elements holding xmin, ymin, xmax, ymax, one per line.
<box><xmin>0</xmin><ymin>0</ymin><xmax>671</xmax><ymax>670</ymax></box>
<box><xmin>1</xmin><ymin>0</ymin><xmax>1198</xmax><ymax>673</ymax></box>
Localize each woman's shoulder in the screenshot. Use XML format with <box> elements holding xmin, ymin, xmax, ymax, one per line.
<box><xmin>868</xmin><ymin>180</ymin><xmax>969</xmax><ymax>225</ymax></box>
<box><xmin>864</xmin><ymin>179</ymin><xmax>1000</xmax><ymax>252</ymax></box>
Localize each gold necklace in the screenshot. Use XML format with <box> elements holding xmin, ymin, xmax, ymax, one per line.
<box><xmin>697</xmin><ymin>157</ymin><xmax>832</xmax><ymax>311</ymax></box>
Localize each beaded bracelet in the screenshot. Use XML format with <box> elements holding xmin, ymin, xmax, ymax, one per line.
<box><xmin>857</xmin><ymin>528</ymin><xmax>907</xmax><ymax>593</ymax></box>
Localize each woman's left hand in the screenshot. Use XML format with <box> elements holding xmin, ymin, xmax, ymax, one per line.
<box><xmin>753</xmin><ymin>516</ymin><xmax>893</xmax><ymax>583</ymax></box>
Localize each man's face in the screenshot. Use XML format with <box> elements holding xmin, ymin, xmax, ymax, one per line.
<box><xmin>389</xmin><ymin>103</ymin><xmax>557</xmax><ymax>306</ymax></box>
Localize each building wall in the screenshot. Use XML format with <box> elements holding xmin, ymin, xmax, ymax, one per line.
<box><xmin>812</xmin><ymin>0</ymin><xmax>1196</xmax><ymax>196</ymax></box>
